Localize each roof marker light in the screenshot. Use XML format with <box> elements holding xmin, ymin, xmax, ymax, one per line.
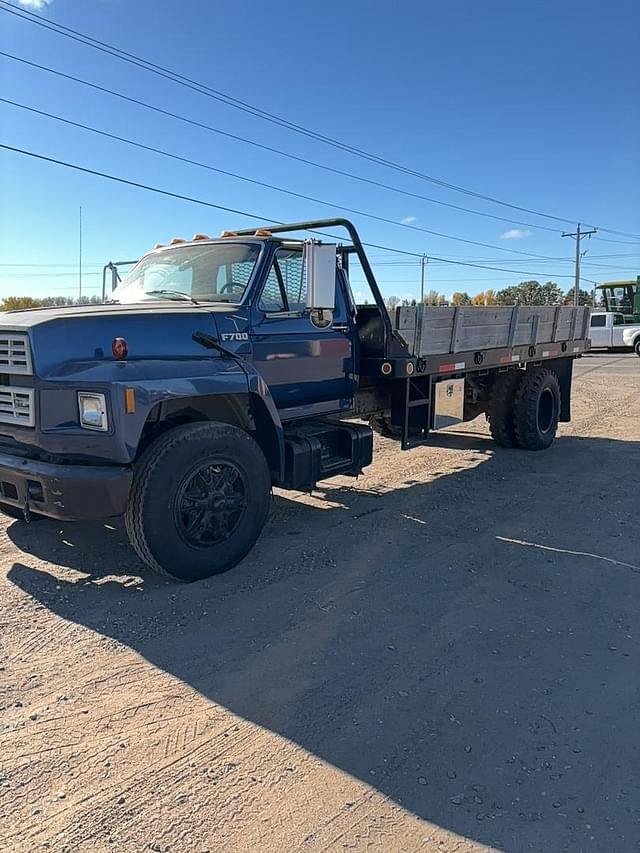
<box><xmin>112</xmin><ymin>337</ymin><xmax>128</xmax><ymax>360</ymax></box>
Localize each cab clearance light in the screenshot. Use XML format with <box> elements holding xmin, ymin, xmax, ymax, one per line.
<box><xmin>192</xmin><ymin>234</ymin><xmax>210</xmax><ymax>241</ymax></box>
<box><xmin>112</xmin><ymin>337</ymin><xmax>128</xmax><ymax>360</ymax></box>
<box><xmin>170</xmin><ymin>237</ymin><xmax>186</xmax><ymax>245</ymax></box>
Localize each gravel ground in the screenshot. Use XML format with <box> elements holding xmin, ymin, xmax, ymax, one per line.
<box><xmin>1</xmin><ymin>353</ymin><xmax>639</xmax><ymax>853</ymax></box>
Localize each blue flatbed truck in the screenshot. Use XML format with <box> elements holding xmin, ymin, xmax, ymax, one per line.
<box><xmin>0</xmin><ymin>219</ymin><xmax>590</xmax><ymax>581</ymax></box>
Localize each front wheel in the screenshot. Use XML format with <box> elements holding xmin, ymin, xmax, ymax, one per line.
<box><xmin>125</xmin><ymin>422</ymin><xmax>271</xmax><ymax>582</ymax></box>
<box><xmin>634</xmin><ymin>338</ymin><xmax>640</xmax><ymax>357</ymax></box>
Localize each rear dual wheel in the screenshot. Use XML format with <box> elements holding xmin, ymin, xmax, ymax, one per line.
<box><xmin>487</xmin><ymin>371</ymin><xmax>522</xmax><ymax>447</ymax></box>
<box><xmin>488</xmin><ymin>367</ymin><xmax>560</xmax><ymax>451</ymax></box>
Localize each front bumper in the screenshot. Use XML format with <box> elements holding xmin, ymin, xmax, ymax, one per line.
<box><xmin>0</xmin><ymin>451</ymin><xmax>132</xmax><ymax>521</ymax></box>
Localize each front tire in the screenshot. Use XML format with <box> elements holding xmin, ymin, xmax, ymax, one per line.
<box><xmin>634</xmin><ymin>337</ymin><xmax>640</xmax><ymax>357</ymax></box>
<box><xmin>125</xmin><ymin>422</ymin><xmax>271</xmax><ymax>582</ymax></box>
<box><xmin>512</xmin><ymin>368</ymin><xmax>560</xmax><ymax>451</ymax></box>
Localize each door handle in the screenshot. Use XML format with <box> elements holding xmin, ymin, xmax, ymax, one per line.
<box><xmin>333</xmin><ymin>325</ymin><xmax>349</xmax><ymax>331</ymax></box>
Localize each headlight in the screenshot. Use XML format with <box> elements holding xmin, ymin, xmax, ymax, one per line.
<box><xmin>78</xmin><ymin>393</ymin><xmax>108</xmax><ymax>431</ymax></box>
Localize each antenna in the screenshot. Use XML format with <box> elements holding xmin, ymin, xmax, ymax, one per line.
<box><xmin>78</xmin><ymin>205</ymin><xmax>83</xmax><ymax>301</ymax></box>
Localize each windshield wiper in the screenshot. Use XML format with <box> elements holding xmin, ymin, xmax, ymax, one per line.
<box><xmin>146</xmin><ymin>289</ymin><xmax>199</xmax><ymax>304</ymax></box>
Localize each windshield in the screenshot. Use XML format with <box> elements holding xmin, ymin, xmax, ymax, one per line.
<box><xmin>602</xmin><ymin>285</ymin><xmax>634</xmax><ymax>313</ymax></box>
<box><xmin>112</xmin><ymin>242</ymin><xmax>261</xmax><ymax>304</ymax></box>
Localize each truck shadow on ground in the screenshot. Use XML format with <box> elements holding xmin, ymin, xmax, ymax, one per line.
<box><xmin>7</xmin><ymin>434</ymin><xmax>640</xmax><ymax>852</ymax></box>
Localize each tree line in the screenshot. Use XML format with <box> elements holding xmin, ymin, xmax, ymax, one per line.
<box><xmin>385</xmin><ymin>281</ymin><xmax>595</xmax><ymax>312</ymax></box>
<box><xmin>0</xmin><ymin>294</ymin><xmax>104</xmax><ymax>312</ymax></box>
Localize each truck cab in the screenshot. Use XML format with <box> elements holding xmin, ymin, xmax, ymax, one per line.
<box><xmin>588</xmin><ymin>311</ymin><xmax>640</xmax><ymax>355</ymax></box>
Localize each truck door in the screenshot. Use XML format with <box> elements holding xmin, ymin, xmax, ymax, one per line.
<box><xmin>611</xmin><ymin>313</ymin><xmax>626</xmax><ymax>346</ymax></box>
<box><xmin>589</xmin><ymin>313</ymin><xmax>609</xmax><ymax>348</ymax></box>
<box><xmin>250</xmin><ymin>247</ymin><xmax>357</xmax><ymax>415</ymax></box>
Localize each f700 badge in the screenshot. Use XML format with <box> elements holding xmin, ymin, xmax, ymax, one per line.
<box><xmin>221</xmin><ymin>333</ymin><xmax>249</xmax><ymax>342</ymax></box>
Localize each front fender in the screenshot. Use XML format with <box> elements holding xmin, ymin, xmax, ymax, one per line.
<box><xmin>24</xmin><ymin>355</ymin><xmax>285</xmax><ymax>478</ymax></box>
<box><xmin>115</xmin><ymin>357</ymin><xmax>285</xmax><ymax>477</ymax></box>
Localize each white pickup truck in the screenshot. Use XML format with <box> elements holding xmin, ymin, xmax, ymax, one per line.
<box><xmin>589</xmin><ymin>311</ymin><xmax>640</xmax><ymax>356</ymax></box>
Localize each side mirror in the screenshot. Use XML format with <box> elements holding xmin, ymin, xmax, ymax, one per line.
<box><xmin>304</xmin><ymin>240</ymin><xmax>336</xmax><ymax>311</ymax></box>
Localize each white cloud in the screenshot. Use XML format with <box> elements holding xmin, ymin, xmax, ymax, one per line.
<box><xmin>16</xmin><ymin>0</ymin><xmax>53</xmax><ymax>9</ymax></box>
<box><xmin>500</xmin><ymin>228</ymin><xmax>532</xmax><ymax>240</ymax></box>
<box><xmin>401</xmin><ymin>216</ymin><xmax>416</xmax><ymax>225</ymax></box>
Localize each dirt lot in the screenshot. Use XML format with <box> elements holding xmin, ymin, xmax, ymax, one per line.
<box><xmin>1</xmin><ymin>353</ymin><xmax>639</xmax><ymax>853</ymax></box>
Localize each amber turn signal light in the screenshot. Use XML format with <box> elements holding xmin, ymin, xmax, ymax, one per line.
<box><xmin>112</xmin><ymin>337</ymin><xmax>128</xmax><ymax>360</ymax></box>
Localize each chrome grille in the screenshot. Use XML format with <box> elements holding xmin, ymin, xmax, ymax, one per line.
<box><xmin>0</xmin><ymin>387</ymin><xmax>35</xmax><ymax>427</ymax></box>
<box><xmin>0</xmin><ymin>333</ymin><xmax>33</xmax><ymax>375</ymax></box>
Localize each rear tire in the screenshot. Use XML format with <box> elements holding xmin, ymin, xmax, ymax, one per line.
<box><xmin>487</xmin><ymin>370</ymin><xmax>522</xmax><ymax>448</ymax></box>
<box><xmin>125</xmin><ymin>422</ymin><xmax>271</xmax><ymax>582</ymax></box>
<box><xmin>512</xmin><ymin>368</ymin><xmax>560</xmax><ymax>451</ymax></box>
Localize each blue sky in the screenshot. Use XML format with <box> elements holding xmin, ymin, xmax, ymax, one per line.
<box><xmin>0</xmin><ymin>0</ymin><xmax>638</xmax><ymax>301</ymax></box>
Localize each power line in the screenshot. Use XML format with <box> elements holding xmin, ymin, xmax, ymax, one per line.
<box><xmin>592</xmin><ymin>236</ymin><xmax>640</xmax><ymax>246</ymax></box>
<box><xmin>0</xmin><ymin>53</ymin><xmax>562</xmax><ymax>237</ymax></box>
<box><xmin>0</xmin><ymin>263</ymin><xmax>103</xmax><ymax>267</ymax></box>
<box><xmin>0</xmin><ymin>143</ymin><xmax>596</xmax><ymax>283</ymax></box>
<box><xmin>0</xmin><ymin>271</ymin><xmax>101</xmax><ymax>278</ymax></box>
<box><xmin>1</xmin><ymin>0</ymin><xmax>638</xmax><ymax>240</ymax></box>
<box><xmin>1</xmin><ymin>97</ymin><xmax>572</xmax><ymax>262</ymax></box>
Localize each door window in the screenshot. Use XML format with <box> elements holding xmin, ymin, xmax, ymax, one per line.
<box><xmin>590</xmin><ymin>314</ymin><xmax>606</xmax><ymax>327</ymax></box>
<box><xmin>259</xmin><ymin>249</ymin><xmax>306</xmax><ymax>313</ymax></box>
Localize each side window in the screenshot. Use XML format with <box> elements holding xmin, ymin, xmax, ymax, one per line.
<box><xmin>259</xmin><ymin>249</ymin><xmax>306</xmax><ymax>313</ymax></box>
<box><xmin>590</xmin><ymin>314</ymin><xmax>606</xmax><ymax>327</ymax></box>
<box><xmin>258</xmin><ymin>265</ymin><xmax>286</xmax><ymax>312</ymax></box>
<box><xmin>613</xmin><ymin>313</ymin><xmax>625</xmax><ymax>326</ymax></box>
<box><xmin>279</xmin><ymin>251</ymin><xmax>306</xmax><ymax>311</ymax></box>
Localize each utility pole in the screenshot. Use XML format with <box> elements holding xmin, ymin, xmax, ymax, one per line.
<box><xmin>78</xmin><ymin>205</ymin><xmax>83</xmax><ymax>302</ymax></box>
<box><xmin>420</xmin><ymin>254</ymin><xmax>428</xmax><ymax>303</ymax></box>
<box><xmin>562</xmin><ymin>223</ymin><xmax>596</xmax><ymax>305</ymax></box>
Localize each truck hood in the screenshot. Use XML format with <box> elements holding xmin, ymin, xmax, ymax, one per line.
<box><xmin>0</xmin><ymin>301</ymin><xmax>237</xmax><ymax>328</ymax></box>
<box><xmin>0</xmin><ymin>302</ymin><xmax>247</xmax><ymax>378</ymax></box>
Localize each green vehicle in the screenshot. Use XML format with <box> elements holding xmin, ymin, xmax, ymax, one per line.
<box><xmin>596</xmin><ymin>278</ymin><xmax>640</xmax><ymax>324</ymax></box>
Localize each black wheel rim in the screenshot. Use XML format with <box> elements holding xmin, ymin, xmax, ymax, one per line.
<box><xmin>537</xmin><ymin>387</ymin><xmax>556</xmax><ymax>435</ymax></box>
<box><xmin>174</xmin><ymin>460</ymin><xmax>247</xmax><ymax>547</ymax></box>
